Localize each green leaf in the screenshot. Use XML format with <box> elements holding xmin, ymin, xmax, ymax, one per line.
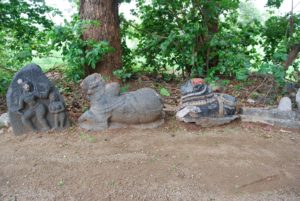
<box><xmin>160</xmin><ymin>87</ymin><xmax>171</xmax><ymax>97</ymax></box>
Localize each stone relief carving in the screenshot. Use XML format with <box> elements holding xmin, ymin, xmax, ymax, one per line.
<box><xmin>6</xmin><ymin>64</ymin><xmax>69</xmax><ymax>135</ymax></box>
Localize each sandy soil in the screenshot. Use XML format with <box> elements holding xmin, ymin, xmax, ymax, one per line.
<box><xmin>0</xmin><ymin>119</ymin><xmax>300</xmax><ymax>201</ymax></box>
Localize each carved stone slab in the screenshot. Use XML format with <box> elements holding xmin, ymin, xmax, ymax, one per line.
<box><xmin>241</xmin><ymin>107</ymin><xmax>300</xmax><ymax>129</ymax></box>
<box><xmin>6</xmin><ymin>64</ymin><xmax>69</xmax><ymax>135</ymax></box>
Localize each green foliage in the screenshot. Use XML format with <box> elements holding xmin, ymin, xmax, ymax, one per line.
<box><xmin>1</xmin><ymin>0</ymin><xmax>299</xmax><ymax>96</ymax></box>
<box><xmin>0</xmin><ymin>0</ymin><xmax>114</xmax><ymax>94</ymax></box>
<box><xmin>47</xmin><ymin>15</ymin><xmax>114</xmax><ymax>81</ymax></box>
<box><xmin>113</xmin><ymin>14</ymin><xmax>135</xmax><ymax>81</ymax></box>
<box><xmin>0</xmin><ymin>0</ymin><xmax>59</xmax><ymax>64</ymax></box>
<box><xmin>267</xmin><ymin>0</ymin><xmax>284</xmax><ymax>8</ymax></box>
<box><xmin>128</xmin><ymin>0</ymin><xmax>260</xmax><ymax>81</ymax></box>
<box><xmin>259</xmin><ymin>12</ymin><xmax>300</xmax><ymax>85</ymax></box>
<box><xmin>160</xmin><ymin>87</ymin><xmax>171</xmax><ymax>97</ymax></box>
<box><xmin>0</xmin><ymin>0</ymin><xmax>59</xmax><ymax>94</ymax></box>
<box><xmin>238</xmin><ymin>1</ymin><xmax>263</xmax><ymax>23</ymax></box>
<box><xmin>120</xmin><ymin>83</ymin><xmax>130</xmax><ymax>93</ymax></box>
<box><xmin>118</xmin><ymin>0</ymin><xmax>299</xmax><ymax>87</ymax></box>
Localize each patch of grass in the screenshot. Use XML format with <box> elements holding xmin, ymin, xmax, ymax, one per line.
<box><xmin>107</xmin><ymin>180</ymin><xmax>117</xmax><ymax>187</ymax></box>
<box><xmin>58</xmin><ymin>179</ymin><xmax>64</xmax><ymax>187</ymax></box>
<box><xmin>120</xmin><ymin>83</ymin><xmax>130</xmax><ymax>93</ymax></box>
<box><xmin>79</xmin><ymin>132</ymin><xmax>96</xmax><ymax>143</ymax></box>
<box><xmin>32</xmin><ymin>51</ymin><xmax>66</xmax><ymax>71</ymax></box>
<box><xmin>250</xmin><ymin>92</ymin><xmax>260</xmax><ymax>99</ymax></box>
<box><xmin>234</xmin><ymin>84</ymin><xmax>242</xmax><ymax>91</ymax></box>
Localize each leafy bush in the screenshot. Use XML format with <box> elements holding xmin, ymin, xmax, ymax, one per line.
<box><xmin>47</xmin><ymin>15</ymin><xmax>113</xmax><ymax>81</ymax></box>
<box><xmin>127</xmin><ymin>0</ymin><xmax>263</xmax><ymax>81</ymax></box>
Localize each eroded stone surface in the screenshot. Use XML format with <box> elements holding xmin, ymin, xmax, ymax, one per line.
<box><xmin>278</xmin><ymin>97</ymin><xmax>292</xmax><ymax>111</ymax></box>
<box><xmin>78</xmin><ymin>73</ymin><xmax>164</xmax><ymax>131</ymax></box>
<box><xmin>6</xmin><ymin>64</ymin><xmax>69</xmax><ymax>135</ymax></box>
<box><xmin>241</xmin><ymin>107</ymin><xmax>300</xmax><ymax>129</ymax></box>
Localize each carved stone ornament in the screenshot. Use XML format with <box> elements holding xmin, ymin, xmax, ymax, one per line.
<box><xmin>6</xmin><ymin>64</ymin><xmax>69</xmax><ymax>135</ymax></box>
<box><xmin>79</xmin><ymin>73</ymin><xmax>164</xmax><ymax>131</ymax></box>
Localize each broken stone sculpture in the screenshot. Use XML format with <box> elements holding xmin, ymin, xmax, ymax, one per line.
<box><xmin>241</xmin><ymin>107</ymin><xmax>300</xmax><ymax>129</ymax></box>
<box><xmin>176</xmin><ymin>78</ymin><xmax>239</xmax><ymax>127</ymax></box>
<box><xmin>241</xmin><ymin>91</ymin><xmax>300</xmax><ymax>129</ymax></box>
<box><xmin>78</xmin><ymin>73</ymin><xmax>164</xmax><ymax>131</ymax></box>
<box><xmin>6</xmin><ymin>63</ymin><xmax>69</xmax><ymax>135</ymax></box>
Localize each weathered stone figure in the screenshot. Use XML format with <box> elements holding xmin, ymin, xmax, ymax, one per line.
<box><xmin>17</xmin><ymin>79</ymin><xmax>50</xmax><ymax>131</ymax></box>
<box><xmin>6</xmin><ymin>64</ymin><xmax>69</xmax><ymax>135</ymax></box>
<box><xmin>176</xmin><ymin>78</ymin><xmax>238</xmax><ymax>126</ymax></box>
<box><xmin>49</xmin><ymin>92</ymin><xmax>66</xmax><ymax>129</ymax></box>
<box><xmin>79</xmin><ymin>73</ymin><xmax>164</xmax><ymax>131</ymax></box>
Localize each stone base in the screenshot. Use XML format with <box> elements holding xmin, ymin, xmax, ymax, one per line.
<box><xmin>241</xmin><ymin>107</ymin><xmax>300</xmax><ymax>129</ymax></box>
<box><xmin>178</xmin><ymin>115</ymin><xmax>239</xmax><ymax>127</ymax></box>
<box><xmin>110</xmin><ymin>118</ymin><xmax>165</xmax><ymax>130</ymax></box>
<box><xmin>80</xmin><ymin>118</ymin><xmax>165</xmax><ymax>132</ymax></box>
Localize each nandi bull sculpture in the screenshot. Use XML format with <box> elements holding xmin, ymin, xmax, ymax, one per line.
<box><xmin>78</xmin><ymin>74</ymin><xmax>164</xmax><ymax>131</ymax></box>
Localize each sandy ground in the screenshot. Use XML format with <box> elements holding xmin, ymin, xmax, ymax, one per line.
<box><xmin>0</xmin><ymin>119</ymin><xmax>300</xmax><ymax>201</ymax></box>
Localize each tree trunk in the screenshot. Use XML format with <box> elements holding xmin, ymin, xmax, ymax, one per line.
<box><xmin>80</xmin><ymin>0</ymin><xmax>122</xmax><ymax>80</ymax></box>
<box><xmin>284</xmin><ymin>44</ymin><xmax>300</xmax><ymax>69</ymax></box>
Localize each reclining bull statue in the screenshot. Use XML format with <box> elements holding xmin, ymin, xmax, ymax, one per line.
<box><xmin>176</xmin><ymin>78</ymin><xmax>239</xmax><ymax>127</ymax></box>
<box><xmin>79</xmin><ymin>74</ymin><xmax>164</xmax><ymax>131</ymax></box>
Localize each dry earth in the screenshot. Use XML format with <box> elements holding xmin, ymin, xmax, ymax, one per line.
<box><xmin>0</xmin><ymin>118</ymin><xmax>300</xmax><ymax>201</ymax></box>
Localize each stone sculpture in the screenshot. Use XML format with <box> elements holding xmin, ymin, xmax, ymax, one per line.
<box><xmin>241</xmin><ymin>88</ymin><xmax>300</xmax><ymax>129</ymax></box>
<box><xmin>176</xmin><ymin>78</ymin><xmax>239</xmax><ymax>127</ymax></box>
<box><xmin>6</xmin><ymin>64</ymin><xmax>69</xmax><ymax>135</ymax></box>
<box><xmin>241</xmin><ymin>107</ymin><xmax>300</xmax><ymax>129</ymax></box>
<box><xmin>78</xmin><ymin>73</ymin><xmax>164</xmax><ymax>131</ymax></box>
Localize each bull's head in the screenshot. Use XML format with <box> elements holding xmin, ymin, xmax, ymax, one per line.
<box><xmin>80</xmin><ymin>73</ymin><xmax>105</xmax><ymax>95</ymax></box>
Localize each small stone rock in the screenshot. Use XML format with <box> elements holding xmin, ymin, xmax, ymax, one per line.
<box><xmin>0</xmin><ymin>113</ymin><xmax>10</xmax><ymax>128</ymax></box>
<box><xmin>247</xmin><ymin>99</ymin><xmax>256</xmax><ymax>104</ymax></box>
<box><xmin>296</xmin><ymin>88</ymin><xmax>300</xmax><ymax>111</ymax></box>
<box><xmin>278</xmin><ymin>97</ymin><xmax>292</xmax><ymax>111</ymax></box>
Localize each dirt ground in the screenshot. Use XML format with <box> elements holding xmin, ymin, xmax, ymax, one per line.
<box><xmin>0</xmin><ymin>118</ymin><xmax>300</xmax><ymax>201</ymax></box>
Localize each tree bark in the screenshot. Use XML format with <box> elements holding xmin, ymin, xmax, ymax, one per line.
<box><xmin>80</xmin><ymin>0</ymin><xmax>122</xmax><ymax>80</ymax></box>
<box><xmin>284</xmin><ymin>44</ymin><xmax>300</xmax><ymax>69</ymax></box>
